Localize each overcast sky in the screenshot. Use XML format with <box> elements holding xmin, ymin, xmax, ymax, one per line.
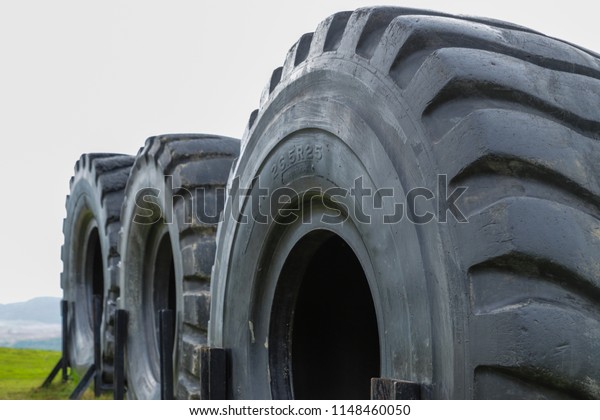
<box><xmin>0</xmin><ymin>1</ymin><xmax>598</xmax><ymax>304</ymax></box>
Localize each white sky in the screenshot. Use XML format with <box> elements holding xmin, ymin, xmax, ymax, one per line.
<box><xmin>0</xmin><ymin>1</ymin><xmax>598</xmax><ymax>303</ymax></box>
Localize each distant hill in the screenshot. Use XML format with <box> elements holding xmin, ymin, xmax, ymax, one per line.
<box><xmin>0</xmin><ymin>297</ymin><xmax>61</xmax><ymax>324</ymax></box>
<box><xmin>0</xmin><ymin>297</ymin><xmax>61</xmax><ymax>351</ymax></box>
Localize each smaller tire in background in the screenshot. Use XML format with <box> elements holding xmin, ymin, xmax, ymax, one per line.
<box><xmin>61</xmin><ymin>153</ymin><xmax>135</xmax><ymax>380</ymax></box>
<box><xmin>118</xmin><ymin>134</ymin><xmax>239</xmax><ymax>399</ymax></box>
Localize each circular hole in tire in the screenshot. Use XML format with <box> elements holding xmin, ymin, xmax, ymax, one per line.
<box><xmin>144</xmin><ymin>229</ymin><xmax>177</xmax><ymax>371</ymax></box>
<box><xmin>84</xmin><ymin>226</ymin><xmax>103</xmax><ymax>329</ymax></box>
<box><xmin>270</xmin><ymin>230</ymin><xmax>380</xmax><ymax>399</ymax></box>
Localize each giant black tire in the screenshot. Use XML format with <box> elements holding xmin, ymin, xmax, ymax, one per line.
<box><xmin>62</xmin><ymin>153</ymin><xmax>135</xmax><ymax>379</ymax></box>
<box><xmin>119</xmin><ymin>134</ymin><xmax>239</xmax><ymax>399</ymax></box>
<box><xmin>210</xmin><ymin>7</ymin><xmax>600</xmax><ymax>399</ymax></box>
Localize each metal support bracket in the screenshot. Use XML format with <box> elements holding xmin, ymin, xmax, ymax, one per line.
<box><xmin>68</xmin><ymin>295</ymin><xmax>106</xmax><ymax>399</ymax></box>
<box><xmin>113</xmin><ymin>309</ymin><xmax>128</xmax><ymax>400</ymax></box>
<box><xmin>371</xmin><ymin>378</ymin><xmax>423</xmax><ymax>400</ymax></box>
<box><xmin>199</xmin><ymin>346</ymin><xmax>227</xmax><ymax>400</ymax></box>
<box><xmin>93</xmin><ymin>294</ymin><xmax>103</xmax><ymax>397</ymax></box>
<box><xmin>41</xmin><ymin>300</ymin><xmax>70</xmax><ymax>387</ymax></box>
<box><xmin>69</xmin><ymin>364</ymin><xmax>96</xmax><ymax>400</ymax></box>
<box><xmin>159</xmin><ymin>309</ymin><xmax>175</xmax><ymax>400</ymax></box>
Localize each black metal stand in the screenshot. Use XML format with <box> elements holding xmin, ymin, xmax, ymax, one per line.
<box><xmin>61</xmin><ymin>300</ymin><xmax>69</xmax><ymax>381</ymax></box>
<box><xmin>93</xmin><ymin>295</ymin><xmax>103</xmax><ymax>397</ymax></box>
<box><xmin>159</xmin><ymin>309</ymin><xmax>174</xmax><ymax>400</ymax></box>
<box><xmin>68</xmin><ymin>295</ymin><xmax>105</xmax><ymax>399</ymax></box>
<box><xmin>113</xmin><ymin>309</ymin><xmax>128</xmax><ymax>400</ymax></box>
<box><xmin>69</xmin><ymin>364</ymin><xmax>96</xmax><ymax>400</ymax></box>
<box><xmin>370</xmin><ymin>378</ymin><xmax>423</xmax><ymax>400</ymax></box>
<box><xmin>199</xmin><ymin>346</ymin><xmax>226</xmax><ymax>399</ymax></box>
<box><xmin>41</xmin><ymin>300</ymin><xmax>70</xmax><ymax>387</ymax></box>
<box><xmin>113</xmin><ymin>308</ymin><xmax>175</xmax><ymax>400</ymax></box>
<box><xmin>41</xmin><ymin>356</ymin><xmax>65</xmax><ymax>388</ymax></box>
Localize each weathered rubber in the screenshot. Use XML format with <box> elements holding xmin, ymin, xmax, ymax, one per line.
<box><xmin>62</xmin><ymin>153</ymin><xmax>134</xmax><ymax>381</ymax></box>
<box><xmin>211</xmin><ymin>7</ymin><xmax>600</xmax><ymax>399</ymax></box>
<box><xmin>119</xmin><ymin>134</ymin><xmax>239</xmax><ymax>399</ymax></box>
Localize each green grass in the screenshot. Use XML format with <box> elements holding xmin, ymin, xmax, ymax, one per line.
<box><xmin>0</xmin><ymin>347</ymin><xmax>107</xmax><ymax>399</ymax></box>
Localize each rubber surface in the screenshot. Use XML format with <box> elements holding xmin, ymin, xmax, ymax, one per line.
<box><xmin>119</xmin><ymin>134</ymin><xmax>239</xmax><ymax>399</ymax></box>
<box><xmin>62</xmin><ymin>153</ymin><xmax>134</xmax><ymax>380</ymax></box>
<box><xmin>210</xmin><ymin>7</ymin><xmax>600</xmax><ymax>399</ymax></box>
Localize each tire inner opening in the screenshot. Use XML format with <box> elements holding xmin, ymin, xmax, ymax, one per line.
<box><xmin>271</xmin><ymin>231</ymin><xmax>380</xmax><ymax>399</ymax></box>
<box><xmin>85</xmin><ymin>227</ymin><xmax>103</xmax><ymax>326</ymax></box>
<box><xmin>151</xmin><ymin>233</ymin><xmax>177</xmax><ymax>358</ymax></box>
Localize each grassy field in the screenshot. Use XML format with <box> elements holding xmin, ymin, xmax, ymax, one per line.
<box><xmin>0</xmin><ymin>347</ymin><xmax>103</xmax><ymax>399</ymax></box>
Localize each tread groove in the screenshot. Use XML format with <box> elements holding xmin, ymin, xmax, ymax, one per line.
<box><xmin>235</xmin><ymin>5</ymin><xmax>600</xmax><ymax>399</ymax></box>
<box><xmin>120</xmin><ymin>133</ymin><xmax>239</xmax><ymax>399</ymax></box>
<box><xmin>469</xmin><ymin>254</ymin><xmax>600</xmax><ymax>317</ymax></box>
<box><xmin>422</xmin><ymin>83</ymin><xmax>600</xmax><ymax>142</ymax></box>
<box><xmin>323</xmin><ymin>12</ymin><xmax>353</xmax><ymax>52</ymax></box>
<box><xmin>386</xmin><ymin>16</ymin><xmax>600</xmax><ymax>90</ymax></box>
<box><xmin>294</xmin><ymin>33</ymin><xmax>314</xmax><ymax>66</ymax></box>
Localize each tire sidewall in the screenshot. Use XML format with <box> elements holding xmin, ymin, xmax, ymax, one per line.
<box><xmin>211</xmin><ymin>60</ymin><xmax>465</xmax><ymax>398</ymax></box>
<box><xmin>63</xmin><ymin>174</ymin><xmax>111</xmax><ymax>375</ymax></box>
<box><xmin>119</xmin><ymin>162</ymin><xmax>184</xmax><ymax>400</ymax></box>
